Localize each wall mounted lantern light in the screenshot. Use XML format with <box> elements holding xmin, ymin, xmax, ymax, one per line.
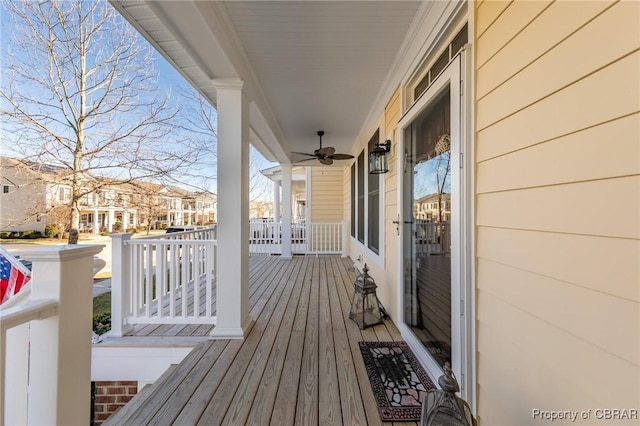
<box><xmin>369</xmin><ymin>140</ymin><xmax>391</xmax><ymax>174</ymax></box>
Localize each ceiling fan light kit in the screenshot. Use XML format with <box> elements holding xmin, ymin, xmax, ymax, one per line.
<box><xmin>292</xmin><ymin>130</ymin><xmax>355</xmax><ymax>165</ymax></box>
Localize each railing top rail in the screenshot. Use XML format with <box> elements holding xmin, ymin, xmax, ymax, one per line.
<box><xmin>0</xmin><ymin>298</ymin><xmax>58</xmax><ymax>332</ymax></box>
<box><xmin>125</xmin><ymin>239</ymin><xmax>218</xmax><ymax>245</ymax></box>
<box><xmin>133</xmin><ymin>227</ymin><xmax>216</xmax><ymax>241</ymax></box>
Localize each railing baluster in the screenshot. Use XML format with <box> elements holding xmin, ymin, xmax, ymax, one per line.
<box><xmin>169</xmin><ymin>242</ymin><xmax>176</xmax><ymax>318</ymax></box>
<box><xmin>156</xmin><ymin>243</ymin><xmax>164</xmax><ymax>319</ymax></box>
<box><xmin>181</xmin><ymin>243</ymin><xmax>187</xmax><ymax>318</ymax></box>
<box><xmin>145</xmin><ymin>244</ymin><xmax>153</xmax><ymax>318</ymax></box>
<box><xmin>192</xmin><ymin>244</ymin><xmax>199</xmax><ymax>318</ymax></box>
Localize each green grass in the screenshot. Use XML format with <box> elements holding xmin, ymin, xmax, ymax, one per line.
<box><xmin>93</xmin><ymin>292</ymin><xmax>112</xmax><ymax>335</ymax></box>
<box><xmin>93</xmin><ymin>292</ymin><xmax>111</xmax><ymax>316</ymax></box>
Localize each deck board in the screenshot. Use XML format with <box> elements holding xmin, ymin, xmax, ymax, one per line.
<box><xmin>296</xmin><ymin>257</ymin><xmax>320</xmax><ymax>425</ymax></box>
<box><xmin>104</xmin><ymin>256</ymin><xmax>428</xmax><ymax>426</ymax></box>
<box><xmin>318</xmin><ymin>257</ymin><xmax>342</xmax><ymax>426</ymax></box>
<box><xmin>246</xmin><ymin>256</ymin><xmax>311</xmax><ymax>424</ymax></box>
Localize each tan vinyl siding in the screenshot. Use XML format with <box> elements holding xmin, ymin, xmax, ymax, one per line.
<box><xmin>475</xmin><ymin>1</ymin><xmax>640</xmax><ymax>424</ymax></box>
<box><xmin>310</xmin><ymin>167</ymin><xmax>344</xmax><ymax>223</ymax></box>
<box><xmin>343</xmin><ymin>166</ymin><xmax>350</xmax><ymax>234</ymax></box>
<box><xmin>380</xmin><ymin>87</ymin><xmax>401</xmax><ymax>319</ymax></box>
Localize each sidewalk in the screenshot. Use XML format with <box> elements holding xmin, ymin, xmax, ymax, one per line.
<box><xmin>93</xmin><ymin>278</ymin><xmax>111</xmax><ymax>297</ymax></box>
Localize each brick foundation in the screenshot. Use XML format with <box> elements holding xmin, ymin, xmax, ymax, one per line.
<box><xmin>93</xmin><ymin>381</ymin><xmax>137</xmax><ymax>425</ymax></box>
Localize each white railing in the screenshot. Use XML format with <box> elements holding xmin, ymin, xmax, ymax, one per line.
<box><xmin>111</xmin><ymin>228</ymin><xmax>217</xmax><ymax>335</ymax></box>
<box><xmin>307</xmin><ymin>221</ymin><xmax>346</xmax><ymax>256</ymax></box>
<box><xmin>415</xmin><ymin>221</ymin><xmax>450</xmax><ymax>255</ymax></box>
<box><xmin>0</xmin><ymin>245</ymin><xmax>103</xmax><ymax>426</ymax></box>
<box><xmin>249</xmin><ymin>220</ymin><xmax>282</xmax><ymax>255</ymax></box>
<box><xmin>111</xmin><ymin>220</ymin><xmax>347</xmax><ymax>334</ymax></box>
<box><xmin>248</xmin><ymin>219</ymin><xmax>346</xmax><ymax>256</ymax></box>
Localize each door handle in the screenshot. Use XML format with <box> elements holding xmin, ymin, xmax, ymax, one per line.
<box><xmin>393</xmin><ymin>216</ymin><xmax>413</xmax><ymax>236</ymax></box>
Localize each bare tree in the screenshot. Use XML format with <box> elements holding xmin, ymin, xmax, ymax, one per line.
<box><xmin>127</xmin><ymin>181</ymin><xmax>168</xmax><ymax>235</ymax></box>
<box><xmin>1</xmin><ymin>0</ymin><xmax>199</xmax><ymax>243</ymax></box>
<box><xmin>179</xmin><ymin>85</ymin><xmax>276</xmax><ymax>214</ymax></box>
<box><xmin>433</xmin><ymin>134</ymin><xmax>451</xmax><ymax>223</ymax></box>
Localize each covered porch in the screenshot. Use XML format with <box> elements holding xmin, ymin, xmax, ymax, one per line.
<box><xmin>103</xmin><ymin>255</ymin><xmax>414</xmax><ymax>425</ymax></box>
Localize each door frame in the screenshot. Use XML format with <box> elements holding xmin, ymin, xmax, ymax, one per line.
<box><xmin>396</xmin><ymin>49</ymin><xmax>475</xmax><ymax>405</ymax></box>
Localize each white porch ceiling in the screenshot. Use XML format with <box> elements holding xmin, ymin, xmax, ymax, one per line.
<box><xmin>111</xmin><ymin>1</ymin><xmax>424</xmax><ymax>164</ymax></box>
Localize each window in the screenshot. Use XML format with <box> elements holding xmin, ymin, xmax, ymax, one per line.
<box><xmin>59</xmin><ymin>187</ymin><xmax>71</xmax><ymax>202</ymax></box>
<box><xmin>357</xmin><ymin>151</ymin><xmax>365</xmax><ymax>243</ymax></box>
<box><xmin>414</xmin><ymin>24</ymin><xmax>467</xmax><ymax>101</ymax></box>
<box><xmin>2</xmin><ymin>185</ymin><xmax>9</xmax><ymax>194</ymax></box>
<box><xmin>350</xmin><ymin>164</ymin><xmax>356</xmax><ymax>238</ymax></box>
<box><xmin>367</xmin><ymin>131</ymin><xmax>380</xmax><ymax>254</ymax></box>
<box><xmin>350</xmin><ymin>129</ymin><xmax>382</xmax><ymax>254</ymax></box>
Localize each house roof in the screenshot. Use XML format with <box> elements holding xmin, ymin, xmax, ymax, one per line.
<box><xmin>110</xmin><ymin>1</ymin><xmax>427</xmax><ymax>165</ymax></box>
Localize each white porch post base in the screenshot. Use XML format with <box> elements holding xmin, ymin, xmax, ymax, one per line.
<box><xmin>209</xmin><ymin>317</ymin><xmax>255</xmax><ymax>339</ymax></box>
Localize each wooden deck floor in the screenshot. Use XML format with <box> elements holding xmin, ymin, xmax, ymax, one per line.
<box><xmin>104</xmin><ymin>255</ymin><xmax>419</xmax><ymax>426</ymax></box>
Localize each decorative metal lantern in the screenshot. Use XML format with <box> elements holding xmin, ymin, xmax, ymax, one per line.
<box><xmin>369</xmin><ymin>140</ymin><xmax>391</xmax><ymax>174</ymax></box>
<box><xmin>421</xmin><ymin>362</ymin><xmax>476</xmax><ymax>426</ymax></box>
<box><xmin>349</xmin><ymin>263</ymin><xmax>385</xmax><ymax>329</ymax></box>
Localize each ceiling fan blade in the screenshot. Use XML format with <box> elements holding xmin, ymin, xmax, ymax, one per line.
<box><xmin>295</xmin><ymin>157</ymin><xmax>319</xmax><ymax>163</ymax></box>
<box><xmin>319</xmin><ymin>158</ymin><xmax>333</xmax><ymax>165</ymax></box>
<box><xmin>291</xmin><ymin>152</ymin><xmax>317</xmax><ymax>157</ymax></box>
<box><xmin>330</xmin><ymin>153</ymin><xmax>355</xmax><ymax>160</ymax></box>
<box><xmin>318</xmin><ymin>146</ymin><xmax>335</xmax><ymax>156</ymax></box>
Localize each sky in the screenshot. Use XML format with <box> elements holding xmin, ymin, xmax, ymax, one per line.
<box><xmin>0</xmin><ymin>0</ymin><xmax>277</xmax><ymax>201</ymax></box>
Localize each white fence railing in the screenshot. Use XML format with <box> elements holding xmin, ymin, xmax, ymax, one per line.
<box><xmin>307</xmin><ymin>222</ymin><xmax>346</xmax><ymax>255</ymax></box>
<box><xmin>0</xmin><ymin>245</ymin><xmax>103</xmax><ymax>426</ymax></box>
<box><xmin>248</xmin><ymin>219</ymin><xmax>346</xmax><ymax>256</ymax></box>
<box><xmin>111</xmin><ymin>221</ymin><xmax>346</xmax><ymax>334</ymax></box>
<box><xmin>415</xmin><ymin>221</ymin><xmax>450</xmax><ymax>255</ymax></box>
<box><xmin>111</xmin><ymin>228</ymin><xmax>217</xmax><ymax>335</ymax></box>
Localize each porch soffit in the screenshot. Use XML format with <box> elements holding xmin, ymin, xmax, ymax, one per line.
<box><xmin>111</xmin><ymin>1</ymin><xmax>423</xmax><ymax>164</ymax></box>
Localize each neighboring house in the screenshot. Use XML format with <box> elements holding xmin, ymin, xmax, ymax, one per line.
<box><xmin>0</xmin><ymin>157</ymin><xmax>217</xmax><ymax>234</ymax></box>
<box><xmin>0</xmin><ymin>157</ymin><xmax>73</xmax><ymax>234</ymax></box>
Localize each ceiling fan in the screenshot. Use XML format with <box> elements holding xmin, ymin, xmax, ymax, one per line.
<box><xmin>292</xmin><ymin>131</ymin><xmax>354</xmax><ymax>165</ymax></box>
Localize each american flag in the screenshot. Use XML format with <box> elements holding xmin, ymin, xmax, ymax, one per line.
<box><xmin>0</xmin><ymin>249</ymin><xmax>31</xmax><ymax>304</ymax></box>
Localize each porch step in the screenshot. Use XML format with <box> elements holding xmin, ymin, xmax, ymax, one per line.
<box><xmin>102</xmin><ymin>363</ymin><xmax>179</xmax><ymax>425</ymax></box>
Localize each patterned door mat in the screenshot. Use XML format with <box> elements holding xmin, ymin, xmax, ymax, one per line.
<box><xmin>359</xmin><ymin>341</ymin><xmax>436</xmax><ymax>422</ymax></box>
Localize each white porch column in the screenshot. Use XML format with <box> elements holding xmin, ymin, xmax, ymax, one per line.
<box><xmin>25</xmin><ymin>245</ymin><xmax>104</xmax><ymax>425</ymax></box>
<box><xmin>210</xmin><ymin>79</ymin><xmax>251</xmax><ymax>339</ymax></box>
<box><xmin>107</xmin><ymin>207</ymin><xmax>115</xmax><ymax>232</ymax></box>
<box><xmin>93</xmin><ymin>209</ymin><xmax>99</xmax><ymax>234</ymax></box>
<box><xmin>132</xmin><ymin>211</ymin><xmax>138</xmax><ymax>228</ymax></box>
<box><xmin>273</xmin><ymin>180</ymin><xmax>280</xmax><ymax>223</ymax></box>
<box><xmin>188</xmin><ymin>205</ymin><xmax>192</xmax><ymax>225</ymax></box>
<box><xmin>123</xmin><ymin>210</ymin><xmax>130</xmax><ymax>230</ymax></box>
<box><xmin>281</xmin><ymin>164</ymin><xmax>292</xmax><ymax>259</ymax></box>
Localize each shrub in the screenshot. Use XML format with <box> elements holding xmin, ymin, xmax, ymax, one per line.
<box><xmin>18</xmin><ymin>230</ymin><xmax>42</xmax><ymax>239</ymax></box>
<box><xmin>93</xmin><ymin>312</ymin><xmax>111</xmax><ymax>335</ymax></box>
<box><xmin>0</xmin><ymin>231</ymin><xmax>12</xmax><ymax>239</ymax></box>
<box><xmin>100</xmin><ymin>231</ymin><xmax>109</xmax><ymax>236</ymax></box>
<box><xmin>44</xmin><ymin>224</ymin><xmax>61</xmax><ymax>238</ymax></box>
<box><xmin>126</xmin><ymin>227</ymin><xmax>137</xmax><ymax>233</ymax></box>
